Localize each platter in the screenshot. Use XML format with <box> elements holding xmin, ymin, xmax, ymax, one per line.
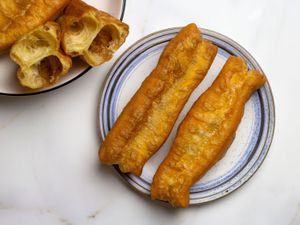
<box><xmin>99</xmin><ymin>27</ymin><xmax>275</xmax><ymax>204</ymax></box>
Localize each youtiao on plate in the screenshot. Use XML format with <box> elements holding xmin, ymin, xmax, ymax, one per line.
<box><xmin>151</xmin><ymin>56</ymin><xmax>266</xmax><ymax>207</ymax></box>
<box><xmin>99</xmin><ymin>23</ymin><xmax>218</xmax><ymax>176</ymax></box>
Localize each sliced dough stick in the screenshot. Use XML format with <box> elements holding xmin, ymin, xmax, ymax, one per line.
<box><xmin>151</xmin><ymin>56</ymin><xmax>266</xmax><ymax>207</ymax></box>
<box><xmin>99</xmin><ymin>23</ymin><xmax>217</xmax><ymax>176</ymax></box>
<box><xmin>0</xmin><ymin>0</ymin><xmax>70</xmax><ymax>53</ymax></box>
<box><xmin>59</xmin><ymin>0</ymin><xmax>129</xmax><ymax>67</ymax></box>
<box><xmin>10</xmin><ymin>22</ymin><xmax>72</xmax><ymax>89</ymax></box>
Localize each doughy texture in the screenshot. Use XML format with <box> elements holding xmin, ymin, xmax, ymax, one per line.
<box><xmin>99</xmin><ymin>23</ymin><xmax>217</xmax><ymax>176</ymax></box>
<box><xmin>59</xmin><ymin>0</ymin><xmax>129</xmax><ymax>66</ymax></box>
<box><xmin>0</xmin><ymin>0</ymin><xmax>70</xmax><ymax>53</ymax></box>
<box><xmin>151</xmin><ymin>56</ymin><xmax>266</xmax><ymax>207</ymax></box>
<box><xmin>10</xmin><ymin>22</ymin><xmax>72</xmax><ymax>89</ymax></box>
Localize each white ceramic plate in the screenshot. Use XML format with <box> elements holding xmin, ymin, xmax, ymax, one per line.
<box><xmin>0</xmin><ymin>0</ymin><xmax>126</xmax><ymax>96</ymax></box>
<box><xmin>99</xmin><ymin>27</ymin><xmax>275</xmax><ymax>204</ymax></box>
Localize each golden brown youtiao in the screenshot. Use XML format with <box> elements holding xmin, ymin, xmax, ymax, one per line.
<box><xmin>99</xmin><ymin>23</ymin><xmax>218</xmax><ymax>176</ymax></box>
<box><xmin>59</xmin><ymin>0</ymin><xmax>129</xmax><ymax>67</ymax></box>
<box><xmin>0</xmin><ymin>0</ymin><xmax>70</xmax><ymax>53</ymax></box>
<box><xmin>10</xmin><ymin>22</ymin><xmax>72</xmax><ymax>89</ymax></box>
<box><xmin>151</xmin><ymin>56</ymin><xmax>267</xmax><ymax>207</ymax></box>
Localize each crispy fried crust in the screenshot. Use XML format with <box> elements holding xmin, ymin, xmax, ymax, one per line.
<box><xmin>99</xmin><ymin>24</ymin><xmax>218</xmax><ymax>176</ymax></box>
<box><xmin>0</xmin><ymin>0</ymin><xmax>70</xmax><ymax>53</ymax></box>
<box><xmin>10</xmin><ymin>22</ymin><xmax>72</xmax><ymax>89</ymax></box>
<box><xmin>59</xmin><ymin>0</ymin><xmax>129</xmax><ymax>66</ymax></box>
<box><xmin>151</xmin><ymin>56</ymin><xmax>266</xmax><ymax>207</ymax></box>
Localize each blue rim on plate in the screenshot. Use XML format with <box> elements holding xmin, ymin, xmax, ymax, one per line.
<box><xmin>0</xmin><ymin>0</ymin><xmax>127</xmax><ymax>96</ymax></box>
<box><xmin>98</xmin><ymin>27</ymin><xmax>275</xmax><ymax>204</ymax></box>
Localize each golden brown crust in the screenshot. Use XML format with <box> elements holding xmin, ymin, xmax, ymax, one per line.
<box><xmin>59</xmin><ymin>0</ymin><xmax>129</xmax><ymax>66</ymax></box>
<box><xmin>99</xmin><ymin>23</ymin><xmax>218</xmax><ymax>176</ymax></box>
<box><xmin>0</xmin><ymin>0</ymin><xmax>70</xmax><ymax>53</ymax></box>
<box><xmin>10</xmin><ymin>21</ymin><xmax>72</xmax><ymax>89</ymax></box>
<box><xmin>151</xmin><ymin>56</ymin><xmax>267</xmax><ymax>207</ymax></box>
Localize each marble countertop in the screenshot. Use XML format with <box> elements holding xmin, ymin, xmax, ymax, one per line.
<box><xmin>1</xmin><ymin>0</ymin><xmax>299</xmax><ymax>224</ymax></box>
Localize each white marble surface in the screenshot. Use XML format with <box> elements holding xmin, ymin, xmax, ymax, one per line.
<box><xmin>0</xmin><ymin>0</ymin><xmax>299</xmax><ymax>224</ymax></box>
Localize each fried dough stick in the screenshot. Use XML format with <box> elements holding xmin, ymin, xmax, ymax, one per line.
<box><xmin>99</xmin><ymin>23</ymin><xmax>217</xmax><ymax>176</ymax></box>
<box><xmin>0</xmin><ymin>0</ymin><xmax>70</xmax><ymax>53</ymax></box>
<box><xmin>151</xmin><ymin>56</ymin><xmax>266</xmax><ymax>207</ymax></box>
<box><xmin>59</xmin><ymin>0</ymin><xmax>129</xmax><ymax>67</ymax></box>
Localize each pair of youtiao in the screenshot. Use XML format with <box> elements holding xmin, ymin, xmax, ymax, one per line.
<box><xmin>99</xmin><ymin>23</ymin><xmax>266</xmax><ymax>208</ymax></box>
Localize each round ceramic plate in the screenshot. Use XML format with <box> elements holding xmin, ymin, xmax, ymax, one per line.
<box><xmin>99</xmin><ymin>27</ymin><xmax>275</xmax><ymax>204</ymax></box>
<box><xmin>0</xmin><ymin>0</ymin><xmax>126</xmax><ymax>96</ymax></box>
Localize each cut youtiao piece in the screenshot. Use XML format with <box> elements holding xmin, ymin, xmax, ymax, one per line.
<box><xmin>10</xmin><ymin>21</ymin><xmax>72</xmax><ymax>89</ymax></box>
<box><xmin>59</xmin><ymin>0</ymin><xmax>129</xmax><ymax>66</ymax></box>
<box><xmin>0</xmin><ymin>0</ymin><xmax>70</xmax><ymax>53</ymax></box>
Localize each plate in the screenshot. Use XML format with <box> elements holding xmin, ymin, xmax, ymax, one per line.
<box><xmin>98</xmin><ymin>27</ymin><xmax>275</xmax><ymax>204</ymax></box>
<box><xmin>0</xmin><ymin>0</ymin><xmax>126</xmax><ymax>96</ymax></box>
